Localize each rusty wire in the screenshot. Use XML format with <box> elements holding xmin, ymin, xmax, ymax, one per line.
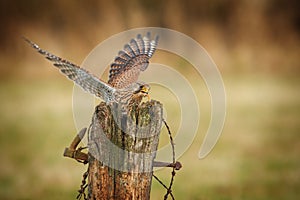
<box><xmin>152</xmin><ymin>119</ymin><xmax>179</xmax><ymax>200</ymax></box>
<box><xmin>74</xmin><ymin>117</ymin><xmax>180</xmax><ymax>200</ymax></box>
<box><xmin>77</xmin><ymin>169</ymin><xmax>89</xmax><ymax>200</ymax></box>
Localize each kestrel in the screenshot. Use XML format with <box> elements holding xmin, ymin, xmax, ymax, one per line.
<box><xmin>24</xmin><ymin>33</ymin><xmax>158</xmax><ymax>109</ymax></box>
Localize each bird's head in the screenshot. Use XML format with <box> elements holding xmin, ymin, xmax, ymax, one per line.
<box><xmin>114</xmin><ymin>82</ymin><xmax>151</xmax><ymax>105</ymax></box>
<box><xmin>134</xmin><ymin>82</ymin><xmax>151</xmax><ymax>100</ymax></box>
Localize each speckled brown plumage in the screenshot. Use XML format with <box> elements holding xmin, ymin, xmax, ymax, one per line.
<box><xmin>24</xmin><ymin>33</ymin><xmax>158</xmax><ymax>108</ymax></box>
<box><xmin>108</xmin><ymin>33</ymin><xmax>158</xmax><ymax>89</ymax></box>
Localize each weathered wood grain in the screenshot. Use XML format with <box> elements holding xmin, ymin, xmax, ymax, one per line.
<box><xmin>88</xmin><ymin>100</ymin><xmax>163</xmax><ymax>200</ymax></box>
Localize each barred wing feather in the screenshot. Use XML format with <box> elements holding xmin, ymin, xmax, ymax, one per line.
<box><xmin>24</xmin><ymin>38</ymin><xmax>115</xmax><ymax>103</ymax></box>
<box><xmin>108</xmin><ymin>33</ymin><xmax>159</xmax><ymax>88</ymax></box>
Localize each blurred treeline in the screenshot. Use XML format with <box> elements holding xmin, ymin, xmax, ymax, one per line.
<box><xmin>0</xmin><ymin>0</ymin><xmax>299</xmax><ymax>78</ymax></box>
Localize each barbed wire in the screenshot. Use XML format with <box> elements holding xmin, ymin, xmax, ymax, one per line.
<box><xmin>70</xmin><ymin>111</ymin><xmax>181</xmax><ymax>200</ymax></box>
<box><xmin>77</xmin><ymin>169</ymin><xmax>88</xmax><ymax>200</ymax></box>
<box><xmin>152</xmin><ymin>119</ymin><xmax>181</xmax><ymax>200</ymax></box>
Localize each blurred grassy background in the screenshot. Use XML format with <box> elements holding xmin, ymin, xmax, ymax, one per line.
<box><xmin>0</xmin><ymin>0</ymin><xmax>299</xmax><ymax>199</ymax></box>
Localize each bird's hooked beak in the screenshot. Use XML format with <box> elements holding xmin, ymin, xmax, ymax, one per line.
<box><xmin>140</xmin><ymin>85</ymin><xmax>151</xmax><ymax>101</ymax></box>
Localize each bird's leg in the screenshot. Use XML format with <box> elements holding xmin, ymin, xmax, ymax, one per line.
<box><xmin>63</xmin><ymin>127</ymin><xmax>88</xmax><ymax>164</ymax></box>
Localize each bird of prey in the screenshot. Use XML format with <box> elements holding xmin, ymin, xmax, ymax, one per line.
<box><xmin>24</xmin><ymin>33</ymin><xmax>158</xmax><ymax>109</ymax></box>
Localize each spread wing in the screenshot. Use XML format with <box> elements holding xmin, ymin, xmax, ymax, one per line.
<box><xmin>24</xmin><ymin>37</ymin><xmax>116</xmax><ymax>103</ymax></box>
<box><xmin>108</xmin><ymin>32</ymin><xmax>159</xmax><ymax>88</ymax></box>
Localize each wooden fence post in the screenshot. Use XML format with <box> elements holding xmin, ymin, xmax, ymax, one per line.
<box><xmin>87</xmin><ymin>100</ymin><xmax>163</xmax><ymax>199</ymax></box>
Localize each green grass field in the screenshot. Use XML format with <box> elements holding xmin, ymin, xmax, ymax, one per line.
<box><xmin>0</xmin><ymin>73</ymin><xmax>299</xmax><ymax>199</ymax></box>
